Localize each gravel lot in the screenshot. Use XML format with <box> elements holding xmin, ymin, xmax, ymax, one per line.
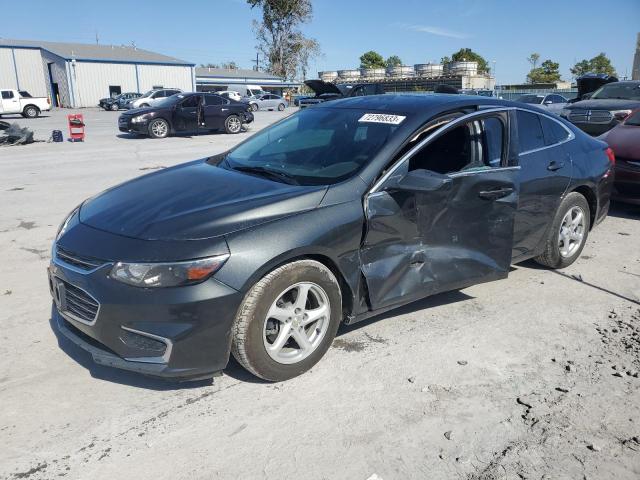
<box><xmin>1</xmin><ymin>108</ymin><xmax>639</xmax><ymax>480</ymax></box>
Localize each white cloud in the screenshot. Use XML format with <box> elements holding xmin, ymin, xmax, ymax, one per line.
<box><xmin>397</xmin><ymin>23</ymin><xmax>470</xmax><ymax>40</ymax></box>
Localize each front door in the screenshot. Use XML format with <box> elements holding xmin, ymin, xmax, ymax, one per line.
<box><xmin>1</xmin><ymin>90</ymin><xmax>20</xmax><ymax>113</ymax></box>
<box><xmin>173</xmin><ymin>95</ymin><xmax>200</xmax><ymax>131</ymax></box>
<box><xmin>361</xmin><ymin>109</ymin><xmax>520</xmax><ymax>310</ymax></box>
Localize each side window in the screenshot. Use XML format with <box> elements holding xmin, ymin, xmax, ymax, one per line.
<box><xmin>2</xmin><ymin>91</ymin><xmax>14</xmax><ymax>99</ymax></box>
<box><xmin>180</xmin><ymin>96</ymin><xmax>200</xmax><ymax>108</ymax></box>
<box><xmin>204</xmin><ymin>95</ymin><xmax>223</xmax><ymax>106</ymax></box>
<box><xmin>548</xmin><ymin>95</ymin><xmax>566</xmax><ymax>104</ymax></box>
<box><xmin>540</xmin><ymin>115</ymin><xmax>570</xmax><ymax>146</ymax></box>
<box><xmin>516</xmin><ymin>111</ymin><xmax>545</xmax><ymax>153</ymax></box>
<box><xmin>481</xmin><ymin>117</ymin><xmax>504</xmax><ymax>167</ymax></box>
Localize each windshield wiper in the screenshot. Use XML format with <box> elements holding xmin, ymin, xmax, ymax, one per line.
<box><xmin>232</xmin><ymin>166</ymin><xmax>300</xmax><ymax>185</ymax></box>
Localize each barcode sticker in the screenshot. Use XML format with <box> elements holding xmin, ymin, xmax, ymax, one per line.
<box><xmin>358</xmin><ymin>113</ymin><xmax>406</xmax><ymax>125</ymax></box>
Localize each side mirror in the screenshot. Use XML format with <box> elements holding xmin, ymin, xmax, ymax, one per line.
<box><xmin>392</xmin><ymin>169</ymin><xmax>452</xmax><ymax>193</ymax></box>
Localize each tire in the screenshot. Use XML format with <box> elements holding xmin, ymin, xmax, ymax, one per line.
<box><xmin>534</xmin><ymin>192</ymin><xmax>590</xmax><ymax>269</ymax></box>
<box><xmin>250</xmin><ymin>103</ymin><xmax>258</xmax><ymax>112</ymax></box>
<box><xmin>23</xmin><ymin>105</ymin><xmax>39</xmax><ymax>118</ymax></box>
<box><xmin>224</xmin><ymin>115</ymin><xmax>242</xmax><ymax>134</ymax></box>
<box><xmin>278</xmin><ymin>103</ymin><xmax>285</xmax><ymax>111</ymax></box>
<box><xmin>110</xmin><ymin>103</ymin><xmax>119</xmax><ymax>111</ymax></box>
<box><xmin>231</xmin><ymin>260</ymin><xmax>342</xmax><ymax>381</ymax></box>
<box><xmin>147</xmin><ymin>118</ymin><xmax>169</xmax><ymax>139</ymax></box>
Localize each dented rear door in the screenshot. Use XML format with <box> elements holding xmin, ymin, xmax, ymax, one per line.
<box><xmin>360</xmin><ymin>108</ymin><xmax>520</xmax><ymax>311</ymax></box>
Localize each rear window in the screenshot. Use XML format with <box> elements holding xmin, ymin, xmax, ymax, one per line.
<box><xmin>517</xmin><ymin>95</ymin><xmax>543</xmax><ymax>105</ymax></box>
<box><xmin>18</xmin><ymin>90</ymin><xmax>32</xmax><ymax>98</ymax></box>
<box><xmin>624</xmin><ymin>110</ymin><xmax>640</xmax><ymax>126</ymax></box>
<box><xmin>517</xmin><ymin>111</ymin><xmax>545</xmax><ymax>152</ymax></box>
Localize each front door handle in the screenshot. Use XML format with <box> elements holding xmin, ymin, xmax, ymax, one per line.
<box><xmin>547</xmin><ymin>161</ymin><xmax>565</xmax><ymax>172</ymax></box>
<box><xmin>478</xmin><ymin>187</ymin><xmax>514</xmax><ymax>200</ymax></box>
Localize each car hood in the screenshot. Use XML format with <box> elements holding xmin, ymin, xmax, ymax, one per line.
<box><xmin>121</xmin><ymin>106</ymin><xmax>157</xmax><ymax>116</ymax></box>
<box><xmin>600</xmin><ymin>124</ymin><xmax>640</xmax><ymax>160</ymax></box>
<box><xmin>304</xmin><ymin>80</ymin><xmax>343</xmax><ymax>96</ymax></box>
<box><xmin>565</xmin><ymin>99</ymin><xmax>640</xmax><ymax>111</ymax></box>
<box><xmin>79</xmin><ymin>160</ymin><xmax>327</xmax><ymax>240</ymax></box>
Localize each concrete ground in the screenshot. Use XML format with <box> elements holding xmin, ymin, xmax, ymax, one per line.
<box><xmin>1</xmin><ymin>108</ymin><xmax>639</xmax><ymax>480</ymax></box>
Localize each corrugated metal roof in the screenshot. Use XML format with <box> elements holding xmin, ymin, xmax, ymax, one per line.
<box><xmin>0</xmin><ymin>38</ymin><xmax>193</xmax><ymax>65</ymax></box>
<box><xmin>195</xmin><ymin>67</ymin><xmax>280</xmax><ymax>80</ymax></box>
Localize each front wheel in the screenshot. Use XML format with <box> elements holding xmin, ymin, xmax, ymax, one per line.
<box><xmin>250</xmin><ymin>103</ymin><xmax>258</xmax><ymax>112</ymax></box>
<box><xmin>534</xmin><ymin>192</ymin><xmax>590</xmax><ymax>269</ymax></box>
<box><xmin>148</xmin><ymin>118</ymin><xmax>169</xmax><ymax>139</ymax></box>
<box><xmin>278</xmin><ymin>103</ymin><xmax>285</xmax><ymax>111</ymax></box>
<box><xmin>231</xmin><ymin>260</ymin><xmax>342</xmax><ymax>381</ymax></box>
<box><xmin>224</xmin><ymin>115</ymin><xmax>242</xmax><ymax>134</ymax></box>
<box><xmin>110</xmin><ymin>103</ymin><xmax>119</xmax><ymax>111</ymax></box>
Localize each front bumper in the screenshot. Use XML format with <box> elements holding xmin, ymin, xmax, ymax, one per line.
<box><xmin>118</xmin><ymin>116</ymin><xmax>148</xmax><ymax>134</ymax></box>
<box><xmin>48</xmin><ymin>234</ymin><xmax>243</xmax><ymax>380</ymax></box>
<box><xmin>242</xmin><ymin>111</ymin><xmax>255</xmax><ymax>124</ymax></box>
<box><xmin>612</xmin><ymin>159</ymin><xmax>640</xmax><ymax>205</ymax></box>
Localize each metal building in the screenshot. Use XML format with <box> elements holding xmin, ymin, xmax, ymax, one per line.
<box><xmin>195</xmin><ymin>67</ymin><xmax>299</xmax><ymax>95</ymax></box>
<box><xmin>0</xmin><ymin>39</ymin><xmax>195</xmax><ymax>107</ymax></box>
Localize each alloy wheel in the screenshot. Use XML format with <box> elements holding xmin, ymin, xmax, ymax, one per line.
<box><xmin>263</xmin><ymin>282</ymin><xmax>331</xmax><ymax>364</ymax></box>
<box><xmin>227</xmin><ymin>116</ymin><xmax>241</xmax><ymax>133</ymax></box>
<box><xmin>150</xmin><ymin>120</ymin><xmax>168</xmax><ymax>138</ymax></box>
<box><xmin>558</xmin><ymin>206</ymin><xmax>586</xmax><ymax>258</ymax></box>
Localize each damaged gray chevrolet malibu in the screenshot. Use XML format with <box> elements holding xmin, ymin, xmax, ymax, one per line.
<box><xmin>50</xmin><ymin>94</ymin><xmax>615</xmax><ymax>381</ymax></box>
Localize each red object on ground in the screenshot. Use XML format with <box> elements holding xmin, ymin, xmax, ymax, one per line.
<box><xmin>67</xmin><ymin>114</ymin><xmax>85</xmax><ymax>142</ymax></box>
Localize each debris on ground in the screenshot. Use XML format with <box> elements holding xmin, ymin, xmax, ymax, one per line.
<box><xmin>0</xmin><ymin>121</ymin><xmax>35</xmax><ymax>146</ymax></box>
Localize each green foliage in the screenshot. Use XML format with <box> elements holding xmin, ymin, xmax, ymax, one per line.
<box><xmin>527</xmin><ymin>59</ymin><xmax>561</xmax><ymax>84</ymax></box>
<box><xmin>360</xmin><ymin>51</ymin><xmax>386</xmax><ymax>69</ymax></box>
<box><xmin>247</xmin><ymin>0</ymin><xmax>320</xmax><ymax>80</ymax></box>
<box><xmin>570</xmin><ymin>53</ymin><xmax>617</xmax><ymax>77</ymax></box>
<box><xmin>527</xmin><ymin>53</ymin><xmax>540</xmax><ymax>70</ymax></box>
<box><xmin>450</xmin><ymin>48</ymin><xmax>489</xmax><ymax>73</ymax></box>
<box><xmin>385</xmin><ymin>55</ymin><xmax>403</xmax><ymax>68</ymax></box>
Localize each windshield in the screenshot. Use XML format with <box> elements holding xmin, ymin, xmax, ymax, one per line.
<box><xmin>591</xmin><ymin>83</ymin><xmax>640</xmax><ymax>101</ymax></box>
<box><xmin>153</xmin><ymin>94</ymin><xmax>184</xmax><ymax>108</ymax></box>
<box><xmin>223</xmin><ymin>108</ymin><xmax>403</xmax><ymax>186</ymax></box>
<box><xmin>517</xmin><ymin>95</ymin><xmax>544</xmax><ymax>104</ymax></box>
<box><xmin>625</xmin><ymin>110</ymin><xmax>640</xmax><ymax>126</ymax></box>
<box><xmin>140</xmin><ymin>90</ymin><xmax>154</xmax><ymax>98</ymax></box>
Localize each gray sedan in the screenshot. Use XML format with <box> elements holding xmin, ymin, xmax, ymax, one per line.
<box><xmin>244</xmin><ymin>94</ymin><xmax>287</xmax><ymax>112</ymax></box>
<box><xmin>517</xmin><ymin>94</ymin><xmax>568</xmax><ymax>114</ymax></box>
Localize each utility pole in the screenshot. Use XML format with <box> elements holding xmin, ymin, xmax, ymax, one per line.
<box><xmin>251</xmin><ymin>53</ymin><xmax>260</xmax><ymax>71</ymax></box>
<box><xmin>95</xmin><ymin>31</ymin><xmax>99</xmax><ymax>45</ymax></box>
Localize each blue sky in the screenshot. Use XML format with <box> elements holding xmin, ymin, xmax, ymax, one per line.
<box><xmin>3</xmin><ymin>0</ymin><xmax>639</xmax><ymax>83</ymax></box>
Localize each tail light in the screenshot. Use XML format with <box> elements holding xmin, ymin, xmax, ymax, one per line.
<box><xmin>47</xmin><ymin>96</ymin><xmax>51</xmax><ymax>105</ymax></box>
<box><xmin>605</xmin><ymin>147</ymin><xmax>615</xmax><ymax>165</ymax></box>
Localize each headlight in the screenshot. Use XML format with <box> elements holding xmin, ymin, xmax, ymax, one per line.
<box><xmin>110</xmin><ymin>254</ymin><xmax>229</xmax><ymax>288</ymax></box>
<box><xmin>611</xmin><ymin>109</ymin><xmax>632</xmax><ymax>121</ymax></box>
<box><xmin>560</xmin><ymin>108</ymin><xmax>571</xmax><ymax>118</ymax></box>
<box><xmin>132</xmin><ymin>113</ymin><xmax>152</xmax><ymax>123</ymax></box>
<box><xmin>56</xmin><ymin>206</ymin><xmax>80</xmax><ymax>241</ymax></box>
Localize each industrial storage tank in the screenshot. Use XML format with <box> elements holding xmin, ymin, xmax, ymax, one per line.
<box><xmin>337</xmin><ymin>69</ymin><xmax>361</xmax><ymax>79</ymax></box>
<box><xmin>414</xmin><ymin>63</ymin><xmax>444</xmax><ymax>78</ymax></box>
<box><xmin>318</xmin><ymin>71</ymin><xmax>338</xmax><ymax>82</ymax></box>
<box><xmin>447</xmin><ymin>61</ymin><xmax>479</xmax><ymax>76</ymax></box>
<box><xmin>386</xmin><ymin>65</ymin><xmax>415</xmax><ymax>77</ymax></box>
<box><xmin>360</xmin><ymin>68</ymin><xmax>386</xmax><ymax>79</ymax></box>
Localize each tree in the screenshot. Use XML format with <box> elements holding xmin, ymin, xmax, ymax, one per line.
<box><xmin>527</xmin><ymin>59</ymin><xmax>561</xmax><ymax>84</ymax></box>
<box><xmin>451</xmin><ymin>48</ymin><xmax>489</xmax><ymax>73</ymax></box>
<box><xmin>440</xmin><ymin>55</ymin><xmax>451</xmax><ymax>65</ymax></box>
<box><xmin>570</xmin><ymin>52</ymin><xmax>617</xmax><ymax>77</ymax></box>
<box><xmin>386</xmin><ymin>55</ymin><xmax>402</xmax><ymax>68</ymax></box>
<box><xmin>527</xmin><ymin>53</ymin><xmax>540</xmax><ymax>70</ymax></box>
<box><xmin>200</xmin><ymin>63</ymin><xmax>220</xmax><ymax>68</ymax></box>
<box><xmin>247</xmin><ymin>0</ymin><xmax>321</xmax><ymax>80</ymax></box>
<box><xmin>360</xmin><ymin>50</ymin><xmax>385</xmax><ymax>69</ymax></box>
<box><xmin>221</xmin><ymin>61</ymin><xmax>238</xmax><ymax>70</ymax></box>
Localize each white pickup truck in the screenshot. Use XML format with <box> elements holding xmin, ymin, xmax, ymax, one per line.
<box><xmin>0</xmin><ymin>89</ymin><xmax>50</xmax><ymax>118</ymax></box>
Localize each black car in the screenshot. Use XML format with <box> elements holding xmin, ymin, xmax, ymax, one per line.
<box><xmin>100</xmin><ymin>92</ymin><xmax>142</xmax><ymax>111</ymax></box>
<box><xmin>118</xmin><ymin>92</ymin><xmax>254</xmax><ymax>138</ymax></box>
<box><xmin>51</xmin><ymin>95</ymin><xmax>613</xmax><ymax>382</ymax></box>
<box><xmin>560</xmin><ymin>80</ymin><xmax>640</xmax><ymax>135</ymax></box>
<box><xmin>298</xmin><ymin>80</ymin><xmax>384</xmax><ymax>108</ymax></box>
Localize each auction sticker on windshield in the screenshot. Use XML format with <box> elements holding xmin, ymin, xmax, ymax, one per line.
<box><xmin>359</xmin><ymin>113</ymin><xmax>406</xmax><ymax>125</ymax></box>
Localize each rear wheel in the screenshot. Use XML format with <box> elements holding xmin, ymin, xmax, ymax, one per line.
<box><xmin>278</xmin><ymin>103</ymin><xmax>285</xmax><ymax>111</ymax></box>
<box><xmin>250</xmin><ymin>103</ymin><xmax>258</xmax><ymax>112</ymax></box>
<box><xmin>23</xmin><ymin>105</ymin><xmax>39</xmax><ymax>118</ymax></box>
<box><xmin>224</xmin><ymin>115</ymin><xmax>242</xmax><ymax>134</ymax></box>
<box><xmin>231</xmin><ymin>260</ymin><xmax>342</xmax><ymax>381</ymax></box>
<box><xmin>148</xmin><ymin>118</ymin><xmax>169</xmax><ymax>139</ymax></box>
<box><xmin>534</xmin><ymin>192</ymin><xmax>590</xmax><ymax>269</ymax></box>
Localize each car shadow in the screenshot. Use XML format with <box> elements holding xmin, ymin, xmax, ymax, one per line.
<box><xmin>607</xmin><ymin>202</ymin><xmax>640</xmax><ymax>220</ymax></box>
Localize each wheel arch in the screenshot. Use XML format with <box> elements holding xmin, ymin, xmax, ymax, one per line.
<box><xmin>23</xmin><ymin>104</ymin><xmax>40</xmax><ymax>113</ymax></box>
<box><xmin>568</xmin><ymin>184</ymin><xmax>597</xmax><ymax>230</ymax></box>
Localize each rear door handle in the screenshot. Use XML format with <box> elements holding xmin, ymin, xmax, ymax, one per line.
<box><xmin>478</xmin><ymin>187</ymin><xmax>514</xmax><ymax>200</ymax></box>
<box><xmin>547</xmin><ymin>161</ymin><xmax>565</xmax><ymax>171</ymax></box>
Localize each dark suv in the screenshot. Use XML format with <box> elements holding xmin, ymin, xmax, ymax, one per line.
<box><xmin>560</xmin><ymin>80</ymin><xmax>640</xmax><ymax>135</ymax></box>
<box><xmin>298</xmin><ymin>80</ymin><xmax>384</xmax><ymax>108</ymax></box>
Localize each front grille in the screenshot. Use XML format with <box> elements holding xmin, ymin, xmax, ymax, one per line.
<box><xmin>59</xmin><ymin>280</ymin><xmax>99</xmax><ymax>324</ymax></box>
<box><xmin>568</xmin><ymin>109</ymin><xmax>613</xmax><ymax>124</ymax></box>
<box><xmin>56</xmin><ymin>246</ymin><xmax>106</xmax><ymax>271</ymax></box>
